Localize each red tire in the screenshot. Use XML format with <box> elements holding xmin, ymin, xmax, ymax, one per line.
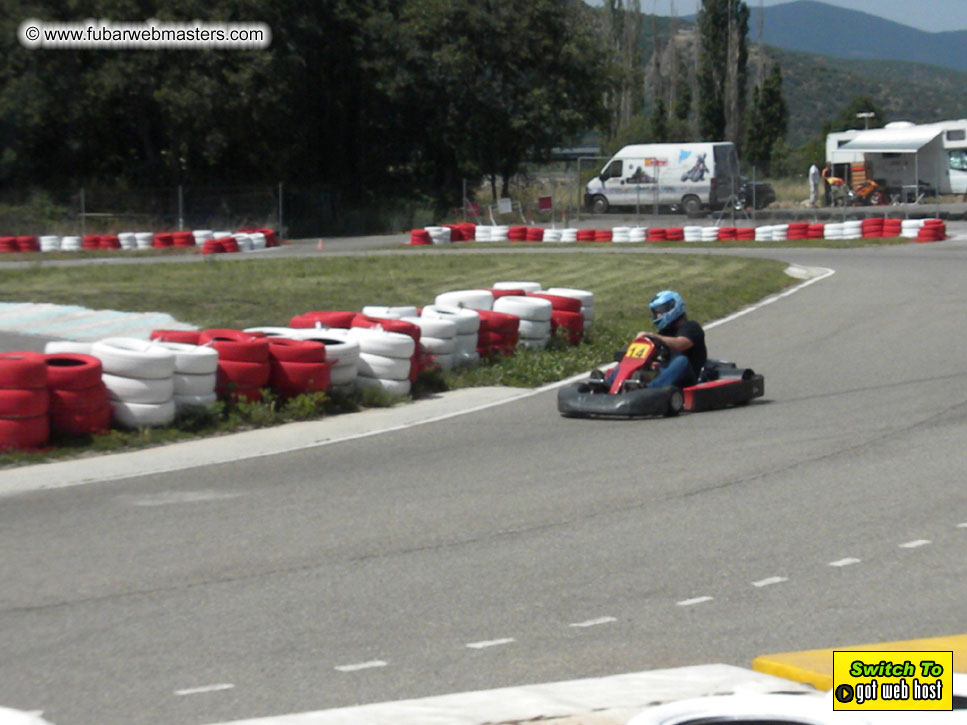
<box><xmin>289</xmin><ymin>311</ymin><xmax>357</xmax><ymax>329</ymax></box>
<box><xmin>82</xmin><ymin>235</ymin><xmax>101</xmax><ymax>250</ymax></box>
<box><xmin>216</xmin><ymin>359</ymin><xmax>271</xmax><ymax>387</ymax></box>
<box><xmin>528</xmin><ymin>292</ymin><xmax>581</xmax><ymax>313</ymax></box>
<box><xmin>476</xmin><ymin>310</ymin><xmax>519</xmax><ymax>334</ymax></box>
<box><xmin>0</xmin><ymin>414</ymin><xmax>49</xmax><ymax>449</ymax></box>
<box><xmin>200</xmin><ymin>329</ymin><xmax>270</xmax><ymax>362</ymax></box>
<box><xmin>50</xmin><ymin>403</ymin><xmax>111</xmax><ymax>436</ymax></box>
<box><xmin>270</xmin><ymin>359</ymin><xmax>331</xmax><ymax>392</ymax></box>
<box><xmin>0</xmin><ymin>388</ymin><xmax>49</xmax><ymax>417</ymax></box>
<box><xmin>16</xmin><ymin>236</ymin><xmax>40</xmax><ymax>252</ymax></box>
<box><xmin>201</xmin><ymin>239</ymin><xmax>225</xmax><ymax>254</ymax></box>
<box><xmin>0</xmin><ymin>351</ymin><xmax>48</xmax><ymax>388</ymax></box>
<box><xmin>173</xmin><ymin>232</ymin><xmax>196</xmax><ymax>247</ymax></box>
<box><xmin>150</xmin><ymin>329</ymin><xmax>201</xmax><ymax>345</ymax></box>
<box><xmin>49</xmin><ymin>384</ymin><xmax>110</xmax><ymax>412</ymax></box>
<box><xmin>153</xmin><ymin>233</ymin><xmax>174</xmax><ymax>248</ymax></box>
<box><xmin>268</xmin><ymin>338</ymin><xmax>326</xmax><ymax>363</ymax></box>
<box><xmin>352</xmin><ymin>315</ymin><xmax>421</xmax><ymax>343</ymax></box>
<box><xmin>219</xmin><ymin>236</ymin><xmax>240</xmax><ymax>253</ymax></box>
<box><xmin>43</xmin><ymin>353</ymin><xmax>103</xmax><ymax>389</ymax></box>
<box><xmin>99</xmin><ymin>235</ymin><xmax>121</xmax><ymax>250</ymax></box>
<box><xmin>489</xmin><ymin>288</ymin><xmax>527</xmax><ymax>300</ymax></box>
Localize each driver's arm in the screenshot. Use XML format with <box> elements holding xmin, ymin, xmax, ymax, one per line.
<box><xmin>635</xmin><ymin>332</ymin><xmax>694</xmax><ymax>353</ymax></box>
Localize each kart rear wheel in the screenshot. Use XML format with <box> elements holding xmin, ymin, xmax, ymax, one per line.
<box><xmin>664</xmin><ymin>387</ymin><xmax>683</xmax><ymax>417</ymax></box>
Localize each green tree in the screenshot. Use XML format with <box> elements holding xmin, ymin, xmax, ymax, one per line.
<box><xmin>744</xmin><ymin>62</ymin><xmax>787</xmax><ymax>174</ymax></box>
<box><xmin>821</xmin><ymin>95</ymin><xmax>886</xmax><ymax>135</ymax></box>
<box><xmin>696</xmin><ymin>0</ymin><xmax>749</xmax><ymax>145</ymax></box>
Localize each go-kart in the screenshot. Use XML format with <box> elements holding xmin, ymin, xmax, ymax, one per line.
<box><xmin>557</xmin><ymin>334</ymin><xmax>764</xmax><ymax>418</ymax></box>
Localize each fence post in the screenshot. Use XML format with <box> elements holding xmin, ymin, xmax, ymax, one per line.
<box><xmin>80</xmin><ymin>187</ymin><xmax>86</xmax><ymax>237</ymax></box>
<box><xmin>178</xmin><ymin>185</ymin><xmax>184</xmax><ymax>231</ymax></box>
<box><xmin>278</xmin><ymin>182</ymin><xmax>284</xmax><ymax>235</ymax></box>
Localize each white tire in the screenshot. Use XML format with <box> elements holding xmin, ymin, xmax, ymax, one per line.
<box><xmin>102</xmin><ymin>373</ymin><xmax>175</xmax><ymax>404</ymax></box>
<box><xmin>111</xmin><ymin>399</ymin><xmax>176</xmax><ymax>428</ymax></box>
<box><xmin>357</xmin><ymin>352</ymin><xmax>411</xmax><ymax>380</ymax></box>
<box><xmin>287</xmin><ymin>328</ymin><xmax>361</xmax><ymax>366</ymax></box>
<box><xmin>355</xmin><ymin>375</ymin><xmax>411</xmax><ymax>397</ymax></box>
<box><xmin>401</xmin><ymin>316</ymin><xmax>457</xmax><ymax>339</ymax></box>
<box><xmin>455</xmin><ymin>332</ymin><xmax>479</xmax><ymax>354</ymax></box>
<box><xmin>154</xmin><ymin>342</ymin><xmax>219</xmax><ymax>374</ymax></box>
<box><xmin>45</xmin><ymin>341</ymin><xmax>94</xmax><ymax>355</ymax></box>
<box><xmin>432</xmin><ymin>352</ymin><xmax>456</xmax><ymax>370</ymax></box>
<box><xmin>173</xmin><ymin>372</ymin><xmax>217</xmax><ymax>397</ymax></box>
<box><xmin>40</xmin><ymin>235</ymin><xmax>61</xmax><ymax>251</ymax></box>
<box><xmin>419</xmin><ymin>335</ymin><xmax>456</xmax><ymax>355</ymax></box>
<box><xmin>518</xmin><ymin>337</ymin><xmax>550</xmax><ymax>350</ymax></box>
<box><xmin>518</xmin><ymin>319</ymin><xmax>551</xmax><ymax>339</ymax></box>
<box><xmin>475</xmin><ymin>226</ymin><xmax>492</xmax><ymax>242</ymax></box>
<box><xmin>60</xmin><ymin>236</ymin><xmax>82</xmax><ymax>251</ymax></box>
<box><xmin>173</xmin><ymin>392</ymin><xmax>218</xmax><ymax>409</ymax></box>
<box><xmin>543</xmin><ymin>229</ymin><xmax>562</xmax><ymax>242</ymax></box>
<box><xmin>135</xmin><ymin>232</ymin><xmax>154</xmax><ymax>249</ymax></box>
<box><xmin>493</xmin><ymin>295</ymin><xmax>553</xmax><ymax>322</ymax></box>
<box><xmin>421</xmin><ymin>305</ymin><xmax>480</xmax><ymax>334</ymax></box>
<box><xmin>455</xmin><ymin>351</ymin><xmax>481</xmax><ymax>367</ymax></box>
<box><xmin>347</xmin><ymin>327</ymin><xmax>415</xmax><ymax>359</ymax></box>
<box><xmin>545</xmin><ymin>287</ymin><xmax>594</xmax><ymax>306</ymax></box>
<box><xmin>249</xmin><ymin>232</ymin><xmax>267</xmax><ymax>249</ymax></box>
<box><xmin>362</xmin><ymin>305</ymin><xmax>418</xmax><ymax>319</ymax></box>
<box><xmin>91</xmin><ymin>338</ymin><xmax>176</xmax><ymax>379</ymax></box>
<box><xmin>117</xmin><ymin>232</ymin><xmax>137</xmax><ymax>250</ymax></box>
<box><xmin>492</xmin><ymin>281</ymin><xmax>542</xmax><ymax>292</ymax></box>
<box><xmin>434</xmin><ymin>289</ymin><xmax>494</xmax><ymax>311</ymax></box>
<box><xmin>329</xmin><ymin>363</ymin><xmax>358</xmax><ymax>386</ymax></box>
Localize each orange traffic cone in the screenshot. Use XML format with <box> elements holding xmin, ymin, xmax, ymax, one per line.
<box><xmin>316</xmin><ymin>239</ymin><xmax>324</xmax><ymax>250</ymax></box>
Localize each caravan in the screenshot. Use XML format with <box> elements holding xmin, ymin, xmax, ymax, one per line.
<box><xmin>584</xmin><ymin>142</ymin><xmax>741</xmax><ymax>217</ymax></box>
<box><xmin>826</xmin><ymin>119</ymin><xmax>967</xmax><ymax>201</ymax></box>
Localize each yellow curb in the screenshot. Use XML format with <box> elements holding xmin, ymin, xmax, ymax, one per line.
<box><xmin>753</xmin><ymin>634</ymin><xmax>967</xmax><ymax>691</ymax></box>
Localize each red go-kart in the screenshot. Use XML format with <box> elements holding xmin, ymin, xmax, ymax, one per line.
<box><xmin>557</xmin><ymin>334</ymin><xmax>764</xmax><ymax>418</ymax></box>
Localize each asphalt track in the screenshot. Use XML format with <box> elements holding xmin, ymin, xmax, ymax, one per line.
<box><xmin>1</xmin><ymin>235</ymin><xmax>966</xmax><ymax>724</ymax></box>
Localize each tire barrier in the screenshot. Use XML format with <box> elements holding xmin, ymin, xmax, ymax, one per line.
<box><xmin>44</xmin><ymin>353</ymin><xmax>111</xmax><ymax>436</ymax></box>
<box><xmin>287</xmin><ymin>327</ymin><xmax>360</xmax><ymax>391</ymax></box>
<box><xmin>402</xmin><ymin>315</ymin><xmax>458</xmax><ymax>370</ymax></box>
<box><xmin>89</xmin><ymin>338</ymin><xmax>177</xmax><ymax>427</ymax></box>
<box><xmin>267</xmin><ymin>338</ymin><xmax>330</xmax><ymax>398</ymax></box>
<box><xmin>493</xmin><ymin>280</ymin><xmax>542</xmax><ymax>293</ymax></box>
<box><xmin>917</xmin><ymin>219</ymin><xmax>946</xmax><ymax>242</ymax></box>
<box><xmin>153</xmin><ymin>341</ymin><xmax>219</xmax><ymax>410</ymax></box>
<box><xmin>434</xmin><ymin>289</ymin><xmax>494</xmax><ymax>311</ymax></box>
<box><xmin>475</xmin><ymin>309</ymin><xmax>519</xmax><ymax>357</ymax></box>
<box><xmin>421</xmin><ymin>304</ymin><xmax>480</xmax><ymax>367</ymax></box>
<box><xmin>1</xmin><ymin>228</ymin><xmax>281</xmax><ymax>254</ymax></box>
<box><xmin>347</xmin><ymin>327</ymin><xmax>414</xmax><ymax>396</ymax></box>
<box><xmin>199</xmin><ymin>329</ymin><xmax>270</xmax><ymax>402</ymax></box>
<box><xmin>493</xmin><ymin>295</ymin><xmax>553</xmax><ymax>349</ymax></box>
<box><xmin>352</xmin><ymin>315</ymin><xmax>425</xmax><ymax>381</ymax></box>
<box><xmin>290</xmin><ymin>310</ymin><xmax>357</xmax><ymax>329</ymax></box>
<box><xmin>0</xmin><ymin>351</ymin><xmax>50</xmax><ymax>449</ymax></box>
<box><xmin>361</xmin><ymin>305</ymin><xmax>419</xmax><ymax>320</ymax></box>
<box><xmin>150</xmin><ymin>329</ymin><xmax>202</xmax><ymax>345</ymax></box>
<box><xmin>545</xmin><ymin>287</ymin><xmax>594</xmax><ymax>333</ymax></box>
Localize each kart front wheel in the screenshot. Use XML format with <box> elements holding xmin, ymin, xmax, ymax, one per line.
<box><xmin>664</xmin><ymin>387</ymin><xmax>683</xmax><ymax>417</ymax></box>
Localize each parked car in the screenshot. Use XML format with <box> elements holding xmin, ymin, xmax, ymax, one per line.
<box><xmin>735</xmin><ymin>176</ymin><xmax>776</xmax><ymax>210</ymax></box>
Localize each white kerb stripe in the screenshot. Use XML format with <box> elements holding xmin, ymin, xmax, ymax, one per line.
<box><xmin>569</xmin><ymin>617</ymin><xmax>617</xmax><ymax>628</ymax></box>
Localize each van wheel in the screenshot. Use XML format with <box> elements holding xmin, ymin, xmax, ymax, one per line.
<box><xmin>590</xmin><ymin>196</ymin><xmax>609</xmax><ymax>215</ymax></box>
<box><xmin>682</xmin><ymin>195</ymin><xmax>703</xmax><ymax>218</ymax></box>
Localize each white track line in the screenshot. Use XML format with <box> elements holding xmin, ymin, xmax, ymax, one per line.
<box><xmin>829</xmin><ymin>557</ymin><xmax>861</xmax><ymax>567</ymax></box>
<box><xmin>751</xmin><ymin>576</ymin><xmax>788</xmax><ymax>588</ymax></box>
<box><xmin>334</xmin><ymin>661</ymin><xmax>387</xmax><ymax>673</ymax></box>
<box><xmin>569</xmin><ymin>616</ymin><xmax>617</xmax><ymax>628</ymax></box>
<box><xmin>174</xmin><ymin>683</ymin><xmax>234</xmax><ymax>696</ymax></box>
<box><xmin>898</xmin><ymin>539</ymin><xmax>931</xmax><ymax>549</ymax></box>
<box><xmin>466</xmin><ymin>638</ymin><xmax>515</xmax><ymax>649</ymax></box>
<box><xmin>677</xmin><ymin>596</ymin><xmax>713</xmax><ymax>607</ymax></box>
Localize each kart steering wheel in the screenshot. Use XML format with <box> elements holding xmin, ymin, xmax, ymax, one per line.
<box><xmin>643</xmin><ymin>333</ymin><xmax>672</xmax><ymax>365</ymax></box>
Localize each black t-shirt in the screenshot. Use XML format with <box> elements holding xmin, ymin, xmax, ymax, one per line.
<box><xmin>661</xmin><ymin>318</ymin><xmax>707</xmax><ymax>374</ymax></box>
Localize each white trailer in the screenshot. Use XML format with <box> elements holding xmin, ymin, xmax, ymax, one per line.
<box><xmin>826</xmin><ymin>119</ymin><xmax>967</xmax><ymax>199</ymax></box>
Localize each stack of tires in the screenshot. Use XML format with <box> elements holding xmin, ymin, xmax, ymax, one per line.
<box><xmin>861</xmin><ymin>218</ymin><xmax>884</xmax><ymax>238</ymax></box>
<box><xmin>421</xmin><ymin>305</ymin><xmax>480</xmax><ymax>367</ymax></box>
<box><xmin>900</xmin><ymin>219</ymin><xmax>923</xmax><ymax>239</ymax></box>
<box><xmin>403</xmin><ymin>315</ymin><xmax>458</xmax><ymax>370</ymax></box>
<box><xmin>807</xmin><ymin>223</ymin><xmax>825</xmax><ymax>239</ymax></box>
<box><xmin>787</xmin><ymin>222</ymin><xmax>810</xmax><ymax>241</ymax></box>
<box><xmin>882</xmin><ymin>218</ymin><xmax>903</xmax><ymax>237</ymax></box>
<box><xmin>700</xmin><ymin>226</ymin><xmax>719</xmax><ymax>242</ymax></box>
<box><xmin>90</xmin><ymin>338</ymin><xmax>177</xmax><ymax>428</ymax></box>
<box><xmin>546</xmin><ymin>287</ymin><xmax>595</xmax><ymax>333</ymax></box>
<box><xmin>44</xmin><ymin>353</ymin><xmax>111</xmax><ymax>437</ymax></box>
<box><xmin>287</xmin><ymin>328</ymin><xmax>360</xmax><ymax>394</ymax></box>
<box><xmin>435</xmin><ymin>289</ymin><xmax>494</xmax><ymax>312</ymax></box>
<box><xmin>153</xmin><ymin>342</ymin><xmax>219</xmax><ymax>411</ymax></box>
<box><xmin>560</xmin><ymin>229</ymin><xmax>578</xmax><ymax>243</ymax></box>
<box><xmin>842</xmin><ymin>220</ymin><xmax>863</xmax><ymax>240</ymax></box>
<box><xmin>0</xmin><ymin>351</ymin><xmax>50</xmax><ymax>449</ymax></box>
<box><xmin>917</xmin><ymin>219</ymin><xmax>946</xmax><ymax>243</ymax></box>
<box><xmin>529</xmin><ymin>292</ymin><xmax>584</xmax><ymax>346</ymax></box>
<box><xmin>266</xmin><ymin>338</ymin><xmax>330</xmax><ymax>398</ymax></box>
<box><xmin>352</xmin><ymin>315</ymin><xmax>425</xmax><ymax>382</ymax></box>
<box><xmin>475</xmin><ymin>310</ymin><xmax>519</xmax><ymax>357</ymax></box>
<box><xmin>199</xmin><ymin>329</ymin><xmax>270</xmax><ymax>402</ymax></box>
<box><xmin>348</xmin><ymin>327</ymin><xmax>415</xmax><ymax>397</ymax></box>
<box><xmin>492</xmin><ymin>294</ymin><xmax>552</xmax><ymax>349</ymax></box>
<box><xmin>290</xmin><ymin>310</ymin><xmax>358</xmax><ymax>330</ymax></box>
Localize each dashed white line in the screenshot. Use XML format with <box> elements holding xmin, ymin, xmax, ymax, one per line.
<box><xmin>829</xmin><ymin>558</ymin><xmax>861</xmax><ymax>567</ymax></box>
<box><xmin>466</xmin><ymin>638</ymin><xmax>515</xmax><ymax>649</ymax></box>
<box><xmin>752</xmin><ymin>576</ymin><xmax>788</xmax><ymax>588</ymax></box>
<box><xmin>899</xmin><ymin>539</ymin><xmax>931</xmax><ymax>549</ymax></box>
<box><xmin>957</xmin><ymin>522</ymin><xmax>967</xmax><ymax>529</ymax></box>
<box><xmin>677</xmin><ymin>596</ymin><xmax>713</xmax><ymax>607</ymax></box>
<box><xmin>174</xmin><ymin>683</ymin><xmax>235</xmax><ymax>696</ymax></box>
<box><xmin>570</xmin><ymin>616</ymin><xmax>617</xmax><ymax>628</ymax></box>
<box><xmin>334</xmin><ymin>661</ymin><xmax>387</xmax><ymax>672</ymax></box>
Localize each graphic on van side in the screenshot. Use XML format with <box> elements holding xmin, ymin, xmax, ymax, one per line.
<box><xmin>680</xmin><ymin>153</ymin><xmax>709</xmax><ymax>182</ymax></box>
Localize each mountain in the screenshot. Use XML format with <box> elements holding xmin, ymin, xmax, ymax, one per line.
<box><xmin>748</xmin><ymin>0</ymin><xmax>967</xmax><ymax>73</ymax></box>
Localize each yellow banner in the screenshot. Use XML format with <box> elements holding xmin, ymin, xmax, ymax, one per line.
<box><xmin>832</xmin><ymin>650</ymin><xmax>952</xmax><ymax>711</ymax></box>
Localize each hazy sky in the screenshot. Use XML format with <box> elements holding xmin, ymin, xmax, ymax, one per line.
<box><xmin>641</xmin><ymin>0</ymin><xmax>967</xmax><ymax>33</ymax></box>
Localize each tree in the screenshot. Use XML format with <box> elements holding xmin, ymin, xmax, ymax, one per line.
<box><xmin>822</xmin><ymin>95</ymin><xmax>886</xmax><ymax>135</ymax></box>
<box><xmin>696</xmin><ymin>0</ymin><xmax>749</xmax><ymax>146</ymax></box>
<box><xmin>744</xmin><ymin>62</ymin><xmax>787</xmax><ymax>174</ymax></box>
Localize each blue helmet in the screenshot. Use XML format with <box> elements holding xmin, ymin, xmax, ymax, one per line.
<box><xmin>649</xmin><ymin>290</ymin><xmax>685</xmax><ymax>330</ymax></box>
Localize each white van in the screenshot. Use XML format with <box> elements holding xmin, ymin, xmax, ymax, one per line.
<box><xmin>585</xmin><ymin>142</ymin><xmax>741</xmax><ymax>217</ymax></box>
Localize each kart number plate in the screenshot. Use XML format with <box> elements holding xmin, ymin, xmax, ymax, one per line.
<box><xmin>626</xmin><ymin>341</ymin><xmax>653</xmax><ymax>359</ymax></box>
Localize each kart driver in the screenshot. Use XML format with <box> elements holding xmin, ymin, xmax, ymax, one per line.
<box><xmin>638</xmin><ymin>289</ymin><xmax>707</xmax><ymax>388</ymax></box>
